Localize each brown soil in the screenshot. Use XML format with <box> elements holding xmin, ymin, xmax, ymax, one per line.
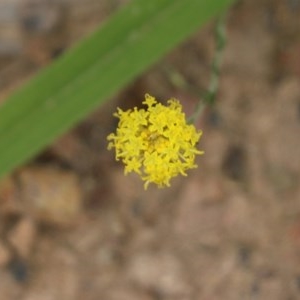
<box><xmin>0</xmin><ymin>0</ymin><xmax>300</xmax><ymax>299</ymax></box>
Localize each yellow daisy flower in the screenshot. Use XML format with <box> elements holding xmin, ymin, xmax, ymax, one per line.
<box><xmin>107</xmin><ymin>94</ymin><xmax>203</xmax><ymax>189</ymax></box>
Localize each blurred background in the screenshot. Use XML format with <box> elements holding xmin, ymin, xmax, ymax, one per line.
<box><xmin>0</xmin><ymin>0</ymin><xmax>300</xmax><ymax>299</ymax></box>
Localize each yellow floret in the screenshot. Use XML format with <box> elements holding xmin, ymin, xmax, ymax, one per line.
<box><xmin>107</xmin><ymin>94</ymin><xmax>204</xmax><ymax>189</ymax></box>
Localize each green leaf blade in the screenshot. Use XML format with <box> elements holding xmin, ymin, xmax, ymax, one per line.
<box><xmin>0</xmin><ymin>0</ymin><xmax>235</xmax><ymax>178</ymax></box>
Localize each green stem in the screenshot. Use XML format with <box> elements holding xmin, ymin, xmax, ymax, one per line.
<box><xmin>188</xmin><ymin>13</ymin><xmax>228</xmax><ymax>123</ymax></box>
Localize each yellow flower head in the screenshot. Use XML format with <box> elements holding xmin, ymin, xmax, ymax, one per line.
<box><xmin>107</xmin><ymin>94</ymin><xmax>204</xmax><ymax>189</ymax></box>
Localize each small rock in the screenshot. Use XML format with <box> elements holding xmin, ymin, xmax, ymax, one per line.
<box><xmin>0</xmin><ymin>0</ymin><xmax>23</xmax><ymax>55</ymax></box>
<box><xmin>127</xmin><ymin>252</ymin><xmax>191</xmax><ymax>297</ymax></box>
<box><xmin>18</xmin><ymin>166</ymin><xmax>82</xmax><ymax>226</ymax></box>
<box><xmin>20</xmin><ymin>0</ymin><xmax>65</xmax><ymax>34</ymax></box>
<box><xmin>0</xmin><ymin>176</ymin><xmax>21</xmax><ymax>215</ymax></box>
<box><xmin>8</xmin><ymin>258</ymin><xmax>28</xmax><ymax>282</ymax></box>
<box><xmin>20</xmin><ymin>0</ymin><xmax>68</xmax><ymax>65</ymax></box>
<box><xmin>7</xmin><ymin>217</ymin><xmax>36</xmax><ymax>259</ymax></box>
<box><xmin>107</xmin><ymin>286</ymin><xmax>153</xmax><ymax>300</ymax></box>
<box><xmin>0</xmin><ymin>241</ymin><xmax>12</xmax><ymax>267</ymax></box>
<box><xmin>49</xmin><ymin>132</ymin><xmax>88</xmax><ymax>170</ymax></box>
<box><xmin>222</xmin><ymin>145</ymin><xmax>247</xmax><ymax>181</ymax></box>
<box><xmin>175</xmin><ymin>176</ymin><xmax>225</xmax><ymax>248</ymax></box>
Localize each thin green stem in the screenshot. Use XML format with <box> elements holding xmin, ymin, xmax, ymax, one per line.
<box><xmin>205</xmin><ymin>13</ymin><xmax>227</xmax><ymax>105</ymax></box>
<box><xmin>188</xmin><ymin>13</ymin><xmax>227</xmax><ymax>123</ymax></box>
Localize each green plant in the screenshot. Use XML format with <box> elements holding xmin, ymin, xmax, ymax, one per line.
<box><xmin>0</xmin><ymin>0</ymin><xmax>235</xmax><ymax>179</ymax></box>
